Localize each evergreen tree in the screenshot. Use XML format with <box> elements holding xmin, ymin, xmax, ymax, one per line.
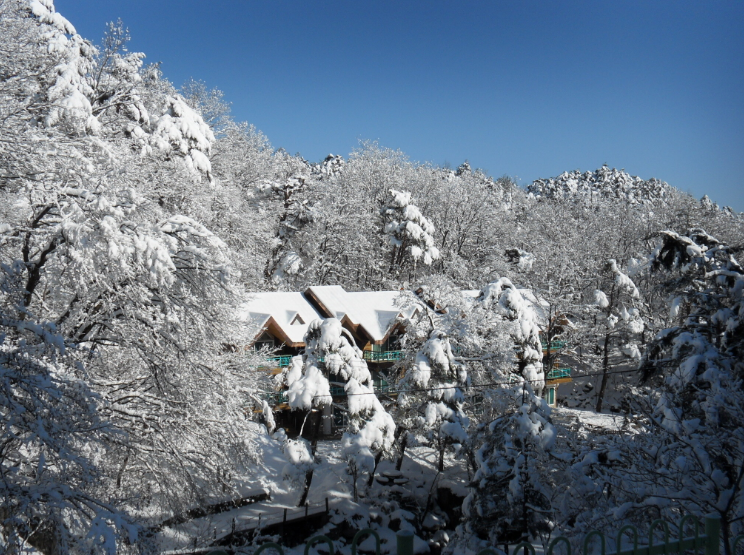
<box><xmin>461</xmin><ymin>278</ymin><xmax>557</xmax><ymax>547</ymax></box>
<box><xmin>635</xmin><ymin>229</ymin><xmax>744</xmax><ymax>552</ymax></box>
<box><xmin>382</xmin><ymin>189</ymin><xmax>440</xmax><ymax>280</ymax></box>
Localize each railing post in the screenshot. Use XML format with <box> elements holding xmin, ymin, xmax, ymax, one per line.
<box><xmin>705</xmin><ymin>514</ymin><xmax>721</xmax><ymax>555</ymax></box>
<box><xmin>397</xmin><ymin>529</ymin><xmax>414</xmax><ymax>555</ymax></box>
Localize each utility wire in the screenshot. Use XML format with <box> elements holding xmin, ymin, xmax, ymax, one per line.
<box><xmin>310</xmin><ymin>366</ymin><xmax>643</xmax><ymax>399</ymax></box>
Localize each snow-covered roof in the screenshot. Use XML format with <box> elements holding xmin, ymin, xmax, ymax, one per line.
<box><xmin>305</xmin><ymin>286</ymin><xmax>418</xmax><ymax>343</ymax></box>
<box><xmin>239</xmin><ymin>288</ymin><xmax>418</xmax><ymax>347</ymax></box>
<box><xmin>238</xmin><ymin>292</ymin><xmax>324</xmax><ymax>347</ymax></box>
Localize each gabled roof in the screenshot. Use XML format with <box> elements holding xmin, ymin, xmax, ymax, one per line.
<box><xmin>238</xmin><ymin>292</ymin><xmax>323</xmax><ymax>348</ymax></box>
<box><xmin>305</xmin><ymin>286</ymin><xmax>418</xmax><ymax>344</ymax></box>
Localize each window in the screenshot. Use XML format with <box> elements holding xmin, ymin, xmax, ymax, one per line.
<box><xmin>253</xmin><ymin>332</ymin><xmax>275</xmax><ymax>351</ymax></box>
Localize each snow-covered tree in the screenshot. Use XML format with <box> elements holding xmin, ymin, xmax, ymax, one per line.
<box><xmin>280</xmin><ymin>318</ymin><xmax>395</xmax><ymax>503</ymax></box>
<box><xmin>262</xmin><ymin>162</ymin><xmax>314</xmax><ymax>286</ymax></box>
<box><xmin>0</xmin><ymin>263</ymin><xmax>136</xmax><ymax>553</ymax></box>
<box><xmin>382</xmin><ymin>189</ymin><xmax>440</xmax><ymax>279</ymax></box>
<box><xmin>0</xmin><ymin>3</ymin><xmax>262</xmax><ymax>548</ymax></box>
<box><xmin>588</xmin><ymin>259</ymin><xmax>644</xmax><ymax>412</ymax></box>
<box><xmin>479</xmin><ymin>278</ymin><xmax>544</xmax><ymax>391</ymax></box>
<box><xmin>632</xmin><ymin>229</ymin><xmax>744</xmax><ymax>552</ymax></box>
<box><xmin>342</xmin><ymin>379</ymin><xmax>396</xmax><ymax>501</ymax></box>
<box><xmin>396</xmin><ymin>327</ymin><xmax>469</xmax><ymax>473</ymax></box>
<box><xmin>462</xmin><ymin>390</ymin><xmax>556</xmax><ymax>547</ymax></box>
<box><xmin>456</xmin><ymin>278</ymin><xmax>559</xmax><ymax>547</ymax></box>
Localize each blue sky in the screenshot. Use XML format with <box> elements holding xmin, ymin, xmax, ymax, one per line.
<box><xmin>57</xmin><ymin>0</ymin><xmax>743</xmax><ymax>211</ymax></box>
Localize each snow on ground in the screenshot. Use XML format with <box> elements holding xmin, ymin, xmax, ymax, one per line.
<box><xmin>157</xmin><ymin>423</ymin><xmax>466</xmax><ymax>554</ymax></box>
<box><xmin>552</xmin><ymin>407</ymin><xmax>628</xmax><ymax>432</ymax></box>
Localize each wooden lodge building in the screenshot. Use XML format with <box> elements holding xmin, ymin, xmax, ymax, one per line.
<box><xmin>240</xmin><ymin>285</ymin><xmax>571</xmax><ymax>436</ymax></box>
<box><xmin>239</xmin><ymin>286</ymin><xmax>419</xmax><ymax>435</ymax></box>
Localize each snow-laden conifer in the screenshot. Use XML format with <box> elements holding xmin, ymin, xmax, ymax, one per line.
<box><xmin>382</xmin><ymin>189</ymin><xmax>440</xmax><ymax>275</ymax></box>
<box><xmin>458</xmin><ymin>278</ymin><xmax>557</xmax><ymax>547</ymax></box>
<box><xmin>396</xmin><ymin>329</ymin><xmax>469</xmax><ymax>473</ymax></box>
<box><xmin>279</xmin><ymin>318</ymin><xmax>395</xmax><ymax>504</ymax></box>
<box><xmin>631</xmin><ymin>229</ymin><xmax>744</xmax><ymax>547</ymax></box>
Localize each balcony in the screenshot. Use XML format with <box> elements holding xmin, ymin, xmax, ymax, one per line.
<box><xmin>330</xmin><ymin>380</ymin><xmax>390</xmax><ymax>396</ymax></box>
<box><xmin>262</xmin><ymin>391</ymin><xmax>288</xmax><ymax>406</ymax></box>
<box><xmin>541</xmin><ymin>340</ymin><xmax>567</xmax><ymax>351</ymax></box>
<box><xmin>363</xmin><ymin>350</ymin><xmax>404</xmax><ymax>362</ymax></box>
<box><xmin>263</xmin><ymin>355</ymin><xmax>293</xmax><ymax>368</ymax></box>
<box><xmin>546</xmin><ymin>367</ymin><xmax>571</xmax><ymax>380</ymax></box>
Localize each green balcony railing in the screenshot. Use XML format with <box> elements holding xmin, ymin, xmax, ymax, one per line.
<box><xmin>541</xmin><ymin>340</ymin><xmax>568</xmax><ymax>350</ymax></box>
<box><xmin>363</xmin><ymin>350</ymin><xmax>404</xmax><ymax>362</ymax></box>
<box><xmin>262</xmin><ymin>391</ymin><xmax>288</xmax><ymax>406</ymax></box>
<box><xmin>264</xmin><ymin>355</ymin><xmax>293</xmax><ymax>368</ymax></box>
<box><xmin>546</xmin><ymin>367</ymin><xmax>571</xmax><ymax>380</ymax></box>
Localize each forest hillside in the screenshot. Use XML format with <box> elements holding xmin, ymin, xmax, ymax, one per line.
<box><xmin>1</xmin><ymin>1</ymin><xmax>743</xmax><ymax>553</ymax></box>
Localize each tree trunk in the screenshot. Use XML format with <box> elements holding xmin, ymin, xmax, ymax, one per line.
<box><xmin>297</xmin><ymin>410</ymin><xmax>323</xmax><ymax>507</ymax></box>
<box><xmin>395</xmin><ymin>432</ymin><xmax>408</xmax><ymax>471</ymax></box>
<box><xmin>366</xmin><ymin>451</ymin><xmax>384</xmax><ymax>488</ymax></box>
<box><xmin>595</xmin><ymin>332</ymin><xmax>611</xmax><ymax>412</ymax></box>
<box><xmin>721</xmin><ymin>514</ymin><xmax>731</xmax><ymax>555</ymax></box>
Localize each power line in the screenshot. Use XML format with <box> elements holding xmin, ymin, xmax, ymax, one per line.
<box><xmin>309</xmin><ymin>367</ymin><xmax>642</xmax><ymax>399</ymax></box>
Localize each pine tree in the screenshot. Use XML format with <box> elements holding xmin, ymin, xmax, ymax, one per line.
<box><xmin>381</xmin><ymin>189</ymin><xmax>440</xmax><ymax>279</ymax></box>
<box><xmin>280</xmin><ymin>318</ymin><xmax>395</xmax><ymax>504</ymax></box>
<box><xmin>396</xmin><ymin>328</ymin><xmax>469</xmax><ymax>473</ymax></box>
<box><xmin>461</xmin><ymin>278</ymin><xmax>557</xmax><ymax>547</ymax></box>
<box><xmin>635</xmin><ymin>229</ymin><xmax>744</xmax><ymax>553</ymax></box>
<box><xmin>463</xmin><ymin>389</ymin><xmax>555</xmax><ymax>546</ymax></box>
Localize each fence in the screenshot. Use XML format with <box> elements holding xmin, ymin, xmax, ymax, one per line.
<box><xmin>546</xmin><ymin>367</ymin><xmax>572</xmax><ymax>380</ymax></box>
<box><xmin>205</xmin><ymin>514</ymin><xmax>744</xmax><ymax>555</ymax></box>
<box><xmin>235</xmin><ymin>499</ymin><xmax>329</xmax><ymax>533</ymax></box>
<box><xmin>363</xmin><ymin>350</ymin><xmax>405</xmax><ymax>362</ymax></box>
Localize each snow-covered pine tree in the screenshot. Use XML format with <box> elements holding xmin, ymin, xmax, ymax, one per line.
<box><xmin>589</xmin><ymin>259</ymin><xmax>644</xmax><ymax>412</ymax></box>
<box><xmin>460</xmin><ymin>278</ymin><xmax>557</xmax><ymax>547</ymax></box>
<box><xmin>262</xmin><ymin>159</ymin><xmax>313</xmax><ymax>286</ymax></box>
<box><xmin>462</xmin><ymin>391</ymin><xmax>556</xmax><ymax>547</ymax></box>
<box><xmin>342</xmin><ymin>378</ymin><xmax>396</xmax><ymax>501</ymax></box>
<box><xmin>479</xmin><ymin>278</ymin><xmax>544</xmax><ymax>391</ymax></box>
<box><xmin>381</xmin><ymin>189</ymin><xmax>440</xmax><ymax>279</ymax></box>
<box><xmin>280</xmin><ymin>318</ymin><xmax>394</xmax><ymax>504</ymax></box>
<box><xmin>396</xmin><ymin>328</ymin><xmax>469</xmax><ymax>473</ymax></box>
<box><xmin>633</xmin><ymin>229</ymin><xmax>744</xmax><ymax>552</ymax></box>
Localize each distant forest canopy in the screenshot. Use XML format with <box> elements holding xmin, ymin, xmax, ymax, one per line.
<box><xmin>1</xmin><ymin>0</ymin><xmax>743</xmax><ymax>553</ymax></box>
